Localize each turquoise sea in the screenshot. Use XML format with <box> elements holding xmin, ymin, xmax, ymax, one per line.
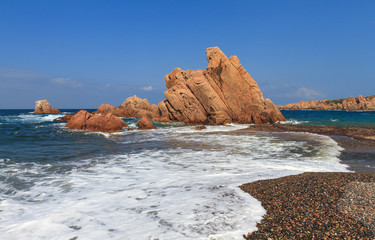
<box><xmin>281</xmin><ymin>110</ymin><xmax>375</xmax><ymax>127</ymax></box>
<box><xmin>0</xmin><ymin>109</ymin><xmax>373</xmax><ymax>239</ymax></box>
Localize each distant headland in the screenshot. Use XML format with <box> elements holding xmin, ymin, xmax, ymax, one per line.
<box><xmin>278</xmin><ymin>95</ymin><xmax>375</xmax><ymax>111</ymax></box>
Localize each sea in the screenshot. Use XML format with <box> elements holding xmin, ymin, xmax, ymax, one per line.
<box><xmin>0</xmin><ymin>109</ymin><xmax>374</xmax><ymax>240</ymax></box>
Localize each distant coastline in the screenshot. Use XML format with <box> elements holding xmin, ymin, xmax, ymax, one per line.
<box><xmin>278</xmin><ymin>95</ymin><xmax>375</xmax><ymax>111</ymax></box>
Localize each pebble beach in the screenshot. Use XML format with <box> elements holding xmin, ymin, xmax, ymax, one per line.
<box><xmin>240</xmin><ymin>124</ymin><xmax>375</xmax><ymax>239</ymax></box>
<box><xmin>241</xmin><ymin>172</ymin><xmax>375</xmax><ymax>239</ymax></box>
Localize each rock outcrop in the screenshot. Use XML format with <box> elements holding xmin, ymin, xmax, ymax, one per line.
<box><xmin>66</xmin><ymin>110</ymin><xmax>127</xmax><ymax>133</ymax></box>
<box><xmin>34</xmin><ymin>99</ymin><xmax>61</xmax><ymax>114</ymax></box>
<box><xmin>119</xmin><ymin>96</ymin><xmax>159</xmax><ymax>119</ymax></box>
<box><xmin>93</xmin><ymin>47</ymin><xmax>284</xmax><ymax>125</ymax></box>
<box><xmin>278</xmin><ymin>95</ymin><xmax>375</xmax><ymax>111</ymax></box>
<box><xmin>162</xmin><ymin>47</ymin><xmax>285</xmax><ymax>124</ymax></box>
<box><xmin>137</xmin><ymin>117</ymin><xmax>157</xmax><ymax>130</ymax></box>
<box><xmin>53</xmin><ymin>114</ymin><xmax>73</xmax><ymax>122</ymax></box>
<box><xmin>94</xmin><ymin>96</ymin><xmax>170</xmax><ymax>122</ymax></box>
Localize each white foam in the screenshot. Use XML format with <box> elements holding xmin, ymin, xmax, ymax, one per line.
<box><xmin>0</xmin><ymin>128</ymin><xmax>348</xmax><ymax>239</ymax></box>
<box><xmin>280</xmin><ymin>119</ymin><xmax>308</xmax><ymax>125</ymax></box>
<box><xmin>1</xmin><ymin>113</ymin><xmax>66</xmax><ymax>124</ymax></box>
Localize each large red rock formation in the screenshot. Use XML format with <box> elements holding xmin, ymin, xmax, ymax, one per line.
<box><xmin>162</xmin><ymin>47</ymin><xmax>285</xmax><ymax>124</ymax></box>
<box><xmin>278</xmin><ymin>95</ymin><xmax>375</xmax><ymax>111</ymax></box>
<box><xmin>137</xmin><ymin>117</ymin><xmax>157</xmax><ymax>130</ymax></box>
<box><xmin>93</xmin><ymin>47</ymin><xmax>285</xmax><ymax>125</ymax></box>
<box><xmin>34</xmin><ymin>99</ymin><xmax>61</xmax><ymax>114</ymax></box>
<box><xmin>66</xmin><ymin>110</ymin><xmax>127</xmax><ymax>133</ymax></box>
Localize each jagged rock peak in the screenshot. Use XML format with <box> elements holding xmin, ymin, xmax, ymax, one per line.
<box><xmin>92</xmin><ymin>47</ymin><xmax>285</xmax><ymax>126</ymax></box>
<box><xmin>162</xmin><ymin>47</ymin><xmax>285</xmax><ymax>124</ymax></box>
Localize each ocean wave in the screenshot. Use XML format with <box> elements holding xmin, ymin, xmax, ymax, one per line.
<box><xmin>280</xmin><ymin>119</ymin><xmax>309</xmax><ymax>125</ymax></box>
<box><xmin>0</xmin><ymin>113</ymin><xmax>65</xmax><ymax>124</ymax></box>
<box><xmin>172</xmin><ymin>123</ymin><xmax>250</xmax><ymax>133</ymax></box>
<box><xmin>0</xmin><ymin>119</ymin><xmax>349</xmax><ymax>239</ymax></box>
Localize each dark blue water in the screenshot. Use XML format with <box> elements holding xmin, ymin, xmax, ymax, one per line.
<box><xmin>0</xmin><ymin>109</ymin><xmax>117</xmax><ymax>164</ymax></box>
<box><xmin>0</xmin><ymin>109</ymin><xmax>373</xmax><ymax>239</ymax></box>
<box><xmin>0</xmin><ymin>109</ymin><xmax>185</xmax><ymax>165</ymax></box>
<box><xmin>1</xmin><ymin>109</ymin><xmax>373</xmax><ymax>165</ymax></box>
<box><xmin>281</xmin><ymin>110</ymin><xmax>375</xmax><ymax>173</ymax></box>
<box><xmin>281</xmin><ymin>110</ymin><xmax>375</xmax><ymax>127</ymax></box>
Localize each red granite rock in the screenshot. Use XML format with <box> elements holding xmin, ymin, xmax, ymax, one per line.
<box><xmin>92</xmin><ymin>47</ymin><xmax>285</xmax><ymax>125</ymax></box>
<box><xmin>66</xmin><ymin>110</ymin><xmax>127</xmax><ymax>133</ymax></box>
<box><xmin>162</xmin><ymin>47</ymin><xmax>285</xmax><ymax>124</ymax></box>
<box><xmin>53</xmin><ymin>114</ymin><xmax>73</xmax><ymax>122</ymax></box>
<box><xmin>34</xmin><ymin>99</ymin><xmax>61</xmax><ymax>114</ymax></box>
<box><xmin>137</xmin><ymin>117</ymin><xmax>157</xmax><ymax>130</ymax></box>
<box><xmin>278</xmin><ymin>95</ymin><xmax>375</xmax><ymax>110</ymax></box>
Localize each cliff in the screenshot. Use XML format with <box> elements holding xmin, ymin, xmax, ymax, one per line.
<box><xmin>278</xmin><ymin>95</ymin><xmax>375</xmax><ymax>111</ymax></box>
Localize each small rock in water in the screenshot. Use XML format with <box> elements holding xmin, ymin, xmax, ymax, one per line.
<box><xmin>137</xmin><ymin>117</ymin><xmax>157</xmax><ymax>130</ymax></box>
<box><xmin>195</xmin><ymin>125</ymin><xmax>207</xmax><ymax>130</ymax></box>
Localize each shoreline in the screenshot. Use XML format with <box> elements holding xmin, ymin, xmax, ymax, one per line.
<box><xmin>240</xmin><ymin>172</ymin><xmax>375</xmax><ymax>239</ymax></box>
<box><xmin>243</xmin><ymin>124</ymin><xmax>375</xmax><ymax>173</ymax></box>
<box><xmin>239</xmin><ymin>124</ymin><xmax>375</xmax><ymax>238</ymax></box>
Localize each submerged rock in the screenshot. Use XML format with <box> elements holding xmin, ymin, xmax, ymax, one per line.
<box><xmin>34</xmin><ymin>99</ymin><xmax>61</xmax><ymax>114</ymax></box>
<box><xmin>194</xmin><ymin>125</ymin><xmax>207</xmax><ymax>130</ymax></box>
<box><xmin>137</xmin><ymin>117</ymin><xmax>157</xmax><ymax>130</ymax></box>
<box><xmin>66</xmin><ymin>110</ymin><xmax>127</xmax><ymax>133</ymax></box>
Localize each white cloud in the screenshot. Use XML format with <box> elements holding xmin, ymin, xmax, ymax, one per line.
<box><xmin>142</xmin><ymin>85</ymin><xmax>153</xmax><ymax>91</ymax></box>
<box><xmin>104</xmin><ymin>83</ymin><xmax>111</xmax><ymax>88</ymax></box>
<box><xmin>285</xmin><ymin>87</ymin><xmax>323</xmax><ymax>99</ymax></box>
<box><xmin>50</xmin><ymin>78</ymin><xmax>82</xmax><ymax>88</ymax></box>
<box><xmin>295</xmin><ymin>87</ymin><xmax>323</xmax><ymax>98</ymax></box>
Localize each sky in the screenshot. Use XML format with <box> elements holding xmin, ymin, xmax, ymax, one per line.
<box><xmin>0</xmin><ymin>0</ymin><xmax>374</xmax><ymax>109</ymax></box>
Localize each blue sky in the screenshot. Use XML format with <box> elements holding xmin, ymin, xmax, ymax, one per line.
<box><xmin>0</xmin><ymin>0</ymin><xmax>374</xmax><ymax>109</ymax></box>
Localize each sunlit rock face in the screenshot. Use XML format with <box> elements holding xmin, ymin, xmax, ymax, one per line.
<box><xmin>162</xmin><ymin>47</ymin><xmax>285</xmax><ymax>124</ymax></box>
<box><xmin>34</xmin><ymin>99</ymin><xmax>60</xmax><ymax>114</ymax></box>
<box><xmin>66</xmin><ymin>110</ymin><xmax>127</xmax><ymax>133</ymax></box>
<box><xmin>93</xmin><ymin>47</ymin><xmax>285</xmax><ymax>125</ymax></box>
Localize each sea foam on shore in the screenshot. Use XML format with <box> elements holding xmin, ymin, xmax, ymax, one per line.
<box><xmin>0</xmin><ymin>112</ymin><xmax>348</xmax><ymax>239</ymax></box>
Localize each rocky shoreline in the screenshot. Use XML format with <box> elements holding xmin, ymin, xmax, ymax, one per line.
<box><xmin>244</xmin><ymin>124</ymin><xmax>375</xmax><ymax>151</ymax></box>
<box><xmin>278</xmin><ymin>95</ymin><xmax>375</xmax><ymax>111</ymax></box>
<box><xmin>239</xmin><ymin>124</ymin><xmax>375</xmax><ymax>239</ymax></box>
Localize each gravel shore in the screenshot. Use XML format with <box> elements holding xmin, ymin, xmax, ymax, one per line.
<box><xmin>239</xmin><ymin>124</ymin><xmax>375</xmax><ymax>239</ymax></box>
<box><xmin>240</xmin><ymin>172</ymin><xmax>375</xmax><ymax>239</ymax></box>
